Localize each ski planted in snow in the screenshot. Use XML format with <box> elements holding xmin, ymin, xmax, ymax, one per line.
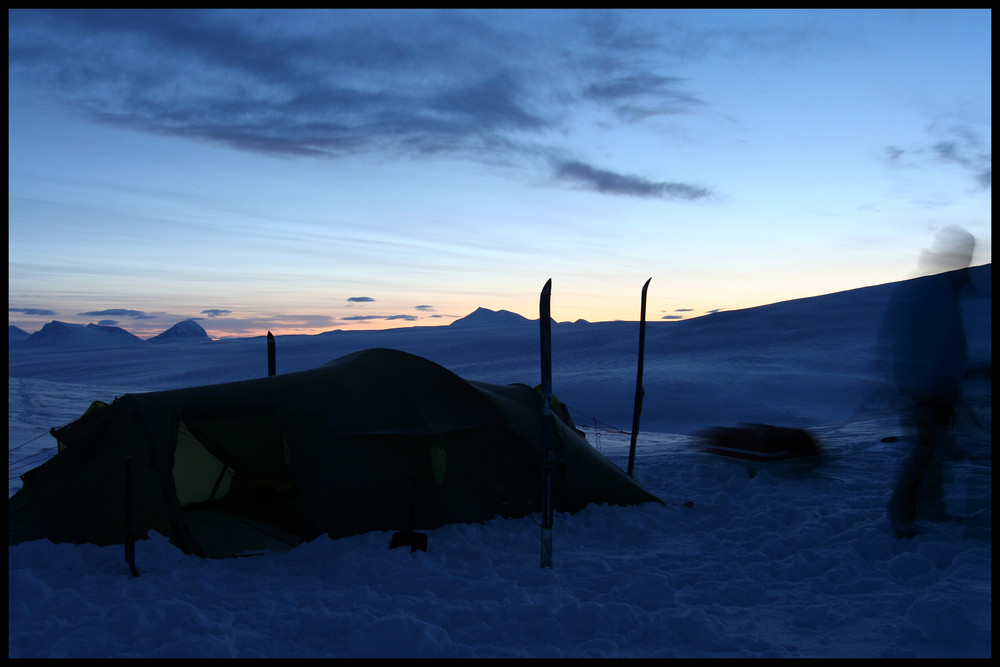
<box><xmin>539</xmin><ymin>278</ymin><xmax>555</xmax><ymax>568</ymax></box>
<box><xmin>124</xmin><ymin>456</ymin><xmax>139</xmax><ymax>577</ymax></box>
<box><xmin>267</xmin><ymin>332</ymin><xmax>276</xmax><ymax>377</ymax></box>
<box><xmin>627</xmin><ymin>278</ymin><xmax>651</xmax><ymax>477</ymax></box>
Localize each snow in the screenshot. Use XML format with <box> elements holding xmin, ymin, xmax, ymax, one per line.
<box><xmin>8</xmin><ymin>267</ymin><xmax>991</xmax><ymax>658</ymax></box>
<box><xmin>146</xmin><ymin>319</ymin><xmax>212</xmax><ymax>344</ymax></box>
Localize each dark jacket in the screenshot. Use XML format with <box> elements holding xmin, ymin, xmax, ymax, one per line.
<box><xmin>880</xmin><ymin>268</ymin><xmax>969</xmax><ymax>405</ymax></box>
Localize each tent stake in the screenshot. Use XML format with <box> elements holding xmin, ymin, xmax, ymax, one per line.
<box><xmin>627</xmin><ymin>278</ymin><xmax>651</xmax><ymax>477</ymax></box>
<box><xmin>124</xmin><ymin>457</ymin><xmax>139</xmax><ymax>577</ymax></box>
<box><xmin>390</xmin><ymin>481</ymin><xmax>428</xmax><ymax>553</ymax></box>
<box><xmin>539</xmin><ymin>279</ymin><xmax>554</xmax><ymax>568</ymax></box>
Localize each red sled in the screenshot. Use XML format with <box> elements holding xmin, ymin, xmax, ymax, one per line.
<box><xmin>694</xmin><ymin>423</ymin><xmax>822</xmax><ymax>467</ymax></box>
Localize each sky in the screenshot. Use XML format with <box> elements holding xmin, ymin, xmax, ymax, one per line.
<box><xmin>8</xmin><ymin>8</ymin><xmax>992</xmax><ymax>338</ymax></box>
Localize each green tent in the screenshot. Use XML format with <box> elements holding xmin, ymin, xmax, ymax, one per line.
<box><xmin>9</xmin><ymin>348</ymin><xmax>659</xmax><ymax>557</ymax></box>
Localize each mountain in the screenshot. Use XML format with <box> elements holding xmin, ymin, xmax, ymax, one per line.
<box><xmin>449</xmin><ymin>307</ymin><xmax>533</xmax><ymax>328</ymax></box>
<box><xmin>147</xmin><ymin>319</ymin><xmax>212</xmax><ymax>344</ymax></box>
<box><xmin>20</xmin><ymin>321</ymin><xmax>145</xmax><ymax>348</ymax></box>
<box><xmin>8</xmin><ymin>325</ymin><xmax>30</xmax><ymax>344</ymax></box>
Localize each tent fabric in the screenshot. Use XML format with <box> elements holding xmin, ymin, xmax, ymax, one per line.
<box><xmin>9</xmin><ymin>348</ymin><xmax>659</xmax><ymax>557</ymax></box>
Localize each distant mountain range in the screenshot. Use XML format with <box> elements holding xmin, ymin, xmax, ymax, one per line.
<box><xmin>448</xmin><ymin>307</ymin><xmax>593</xmax><ymax>328</ymax></box>
<box><xmin>9</xmin><ymin>318</ymin><xmax>212</xmax><ymax>347</ymax></box>
<box><xmin>7</xmin><ymin>264</ymin><xmax>991</xmax><ymax>350</ymax></box>
<box><xmin>8</xmin><ymin>308</ymin><xmax>541</xmax><ymax>347</ymax></box>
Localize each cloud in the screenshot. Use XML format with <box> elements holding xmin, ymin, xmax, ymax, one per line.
<box><xmin>553</xmin><ymin>160</ymin><xmax>711</xmax><ymax>200</ymax></box>
<box><xmin>9</xmin><ymin>307</ymin><xmax>56</xmax><ymax>316</ymax></box>
<box><xmin>7</xmin><ymin>10</ymin><xmax>549</xmax><ymax>159</ymax></box>
<box><xmin>884</xmin><ymin>146</ymin><xmax>905</xmax><ymax>162</ymax></box>
<box><xmin>78</xmin><ymin>309</ymin><xmax>158</xmax><ymax>320</ymax></box>
<box><xmin>347</xmin><ymin>296</ymin><xmax>375</xmax><ymax>303</ymax></box>
<box><xmin>8</xmin><ymin>9</ymin><xmax>719</xmax><ymax>201</ymax></box>
<box><xmin>582</xmin><ymin>73</ymin><xmax>706</xmax><ymax>122</ymax></box>
<box><xmin>885</xmin><ymin>124</ymin><xmax>991</xmax><ymax>190</ymax></box>
<box><xmin>657</xmin><ymin>308</ymin><xmax>695</xmax><ymax>320</ymax></box>
<box><xmin>341</xmin><ymin>313</ymin><xmax>418</xmax><ymax>322</ymax></box>
<box><xmin>201</xmin><ymin>308</ymin><xmax>232</xmax><ymax>317</ymax></box>
<box><xmin>931</xmin><ymin>136</ymin><xmax>991</xmax><ymax>190</ymax></box>
<box><xmin>414</xmin><ymin>305</ymin><xmax>435</xmax><ymax>311</ymax></box>
<box><xmin>197</xmin><ymin>312</ymin><xmax>340</xmax><ymax>336</ymax></box>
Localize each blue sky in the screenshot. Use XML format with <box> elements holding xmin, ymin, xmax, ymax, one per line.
<box><xmin>8</xmin><ymin>9</ymin><xmax>991</xmax><ymax>338</ymax></box>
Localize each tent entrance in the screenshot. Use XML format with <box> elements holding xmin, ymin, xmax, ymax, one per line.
<box><xmin>181</xmin><ymin>508</ymin><xmax>300</xmax><ymax>558</ymax></box>
<box><xmin>173</xmin><ymin>419</ymin><xmax>301</xmax><ymax>556</ymax></box>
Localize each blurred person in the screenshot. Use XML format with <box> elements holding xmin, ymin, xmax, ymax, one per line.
<box><xmin>880</xmin><ymin>225</ymin><xmax>976</xmax><ymax>539</ymax></box>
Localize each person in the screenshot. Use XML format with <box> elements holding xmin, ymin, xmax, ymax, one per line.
<box><xmin>880</xmin><ymin>225</ymin><xmax>976</xmax><ymax>539</ymax></box>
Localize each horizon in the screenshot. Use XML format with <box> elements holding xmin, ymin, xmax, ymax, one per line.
<box><xmin>0</xmin><ymin>279</ymin><xmax>888</xmax><ymax>340</ymax></box>
<box><xmin>8</xmin><ymin>9</ymin><xmax>991</xmax><ymax>339</ymax></box>
<box><xmin>10</xmin><ymin>261</ymin><xmax>991</xmax><ymax>341</ymax></box>
<box><xmin>9</xmin><ymin>301</ymin><xmax>689</xmax><ymax>340</ymax></box>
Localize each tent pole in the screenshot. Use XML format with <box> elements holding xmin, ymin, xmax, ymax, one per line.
<box><xmin>627</xmin><ymin>278</ymin><xmax>651</xmax><ymax>477</ymax></box>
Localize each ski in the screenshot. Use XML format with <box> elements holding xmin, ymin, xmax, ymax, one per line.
<box><xmin>124</xmin><ymin>456</ymin><xmax>139</xmax><ymax>577</ymax></box>
<box><xmin>539</xmin><ymin>278</ymin><xmax>554</xmax><ymax>568</ymax></box>
<box><xmin>267</xmin><ymin>332</ymin><xmax>276</xmax><ymax>376</ymax></box>
<box><xmin>627</xmin><ymin>278</ymin><xmax>651</xmax><ymax>477</ymax></box>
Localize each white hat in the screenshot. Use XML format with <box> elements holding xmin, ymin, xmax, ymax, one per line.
<box><xmin>917</xmin><ymin>224</ymin><xmax>975</xmax><ymax>274</ymax></box>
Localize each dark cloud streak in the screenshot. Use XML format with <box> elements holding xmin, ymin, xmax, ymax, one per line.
<box><xmin>78</xmin><ymin>309</ymin><xmax>157</xmax><ymax>320</ymax></box>
<box><xmin>885</xmin><ymin>125</ymin><xmax>991</xmax><ymax>191</ymax></box>
<box><xmin>582</xmin><ymin>73</ymin><xmax>706</xmax><ymax>122</ymax></box>
<box><xmin>931</xmin><ymin>137</ymin><xmax>991</xmax><ymax>190</ymax></box>
<box><xmin>9</xmin><ymin>8</ymin><xmax>720</xmax><ymax>201</ymax></box>
<box><xmin>554</xmin><ymin>160</ymin><xmax>711</xmax><ymax>200</ymax></box>
<box><xmin>9</xmin><ymin>307</ymin><xmax>57</xmax><ymax>316</ymax></box>
<box><xmin>342</xmin><ymin>314</ymin><xmax>418</xmax><ymax>322</ymax></box>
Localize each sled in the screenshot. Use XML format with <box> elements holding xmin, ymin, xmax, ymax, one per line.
<box><xmin>693</xmin><ymin>424</ymin><xmax>823</xmax><ymax>472</ymax></box>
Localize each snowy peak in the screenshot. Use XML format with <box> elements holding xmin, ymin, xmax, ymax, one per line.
<box><xmin>23</xmin><ymin>321</ymin><xmax>145</xmax><ymax>348</ymax></box>
<box><xmin>147</xmin><ymin>319</ymin><xmax>212</xmax><ymax>344</ymax></box>
<box><xmin>15</xmin><ymin>319</ymin><xmax>215</xmax><ymax>347</ymax></box>
<box><xmin>9</xmin><ymin>325</ymin><xmax>30</xmax><ymax>344</ymax></box>
<box><xmin>449</xmin><ymin>307</ymin><xmax>533</xmax><ymax>328</ymax></box>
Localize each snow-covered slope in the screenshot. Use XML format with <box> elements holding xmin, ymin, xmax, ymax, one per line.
<box><xmin>19</xmin><ymin>321</ymin><xmax>145</xmax><ymax>348</ymax></box>
<box><xmin>7</xmin><ymin>266</ymin><xmax>992</xmax><ymax>659</ymax></box>
<box><xmin>146</xmin><ymin>319</ymin><xmax>213</xmax><ymax>344</ymax></box>
<box><xmin>8</xmin><ymin>265</ymin><xmax>991</xmax><ymax>435</ymax></box>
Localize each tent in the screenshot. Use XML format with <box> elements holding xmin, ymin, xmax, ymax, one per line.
<box><xmin>9</xmin><ymin>348</ymin><xmax>659</xmax><ymax>557</ymax></box>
